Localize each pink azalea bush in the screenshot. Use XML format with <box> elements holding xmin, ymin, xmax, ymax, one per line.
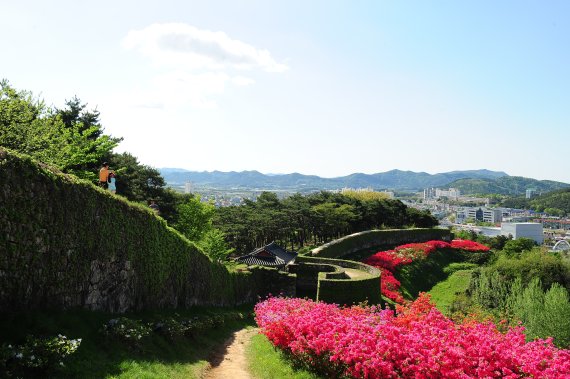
<box><xmin>364</xmin><ymin>240</ymin><xmax>490</xmax><ymax>303</ymax></box>
<box><xmin>255</xmin><ymin>294</ymin><xmax>570</xmax><ymax>379</ymax></box>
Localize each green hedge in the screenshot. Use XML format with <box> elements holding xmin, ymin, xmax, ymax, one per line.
<box><xmin>0</xmin><ymin>148</ymin><xmax>294</xmax><ymax>312</ymax></box>
<box><xmin>296</xmin><ymin>255</ymin><xmax>381</xmax><ymax>306</ymax></box>
<box><xmin>311</xmin><ymin>228</ymin><xmax>451</xmax><ymax>258</ymax></box>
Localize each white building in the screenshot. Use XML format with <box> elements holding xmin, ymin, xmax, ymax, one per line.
<box><xmin>435</xmin><ymin>188</ymin><xmax>461</xmax><ymax>200</ymax></box>
<box><xmin>423</xmin><ymin>187</ymin><xmax>461</xmax><ymax>200</ymax></box>
<box><xmin>457</xmin><ymin>207</ymin><xmax>503</xmax><ymax>224</ymax></box>
<box><xmin>184</xmin><ymin>182</ymin><xmax>193</xmax><ymax>194</ymax></box>
<box><xmin>501</xmin><ymin>222</ymin><xmax>544</xmax><ymax>244</ymax></box>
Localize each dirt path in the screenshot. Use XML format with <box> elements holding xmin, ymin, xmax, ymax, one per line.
<box><xmin>203</xmin><ymin>327</ymin><xmax>258</xmax><ymax>379</ymax></box>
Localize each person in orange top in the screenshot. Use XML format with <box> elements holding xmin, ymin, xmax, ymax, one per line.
<box><xmin>99</xmin><ymin>162</ymin><xmax>109</xmax><ymax>188</ymax></box>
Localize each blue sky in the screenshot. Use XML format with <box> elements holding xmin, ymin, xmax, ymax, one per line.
<box><xmin>2</xmin><ymin>1</ymin><xmax>569</xmax><ymax>182</ymax></box>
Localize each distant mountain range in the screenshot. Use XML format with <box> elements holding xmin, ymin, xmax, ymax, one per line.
<box><xmin>160</xmin><ymin>168</ymin><xmax>521</xmax><ymax>192</ymax></box>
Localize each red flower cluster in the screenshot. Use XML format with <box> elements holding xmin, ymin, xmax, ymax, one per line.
<box><xmin>255</xmin><ymin>295</ymin><xmax>570</xmax><ymax>379</ymax></box>
<box><xmin>364</xmin><ymin>240</ymin><xmax>490</xmax><ymax>303</ymax></box>
<box><xmin>450</xmin><ymin>239</ymin><xmax>491</xmax><ymax>252</ymax></box>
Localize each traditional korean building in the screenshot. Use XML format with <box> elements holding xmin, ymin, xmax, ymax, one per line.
<box><xmin>235</xmin><ymin>242</ymin><xmax>297</xmax><ymax>269</ymax></box>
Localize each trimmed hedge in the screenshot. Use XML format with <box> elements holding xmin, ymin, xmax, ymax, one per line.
<box><xmin>295</xmin><ymin>255</ymin><xmax>382</xmax><ymax>306</ymax></box>
<box><xmin>0</xmin><ymin>148</ymin><xmax>294</xmax><ymax>312</ymax></box>
<box><xmin>311</xmin><ymin>228</ymin><xmax>451</xmax><ymax>258</ymax></box>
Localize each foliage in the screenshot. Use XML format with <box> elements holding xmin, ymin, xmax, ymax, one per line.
<box><xmin>507</xmin><ymin>278</ymin><xmax>570</xmax><ymax>348</ymax></box>
<box><xmin>445</xmin><ymin>176</ymin><xmax>570</xmax><ymax>196</ymax></box>
<box><xmin>489</xmin><ymin>248</ymin><xmax>570</xmax><ymax>291</ymax></box>
<box><xmin>443</xmin><ymin>262</ymin><xmax>478</xmax><ymax>274</ymax></box>
<box><xmin>1</xmin><ymin>334</ymin><xmax>81</xmax><ymax>377</ymax></box>
<box><xmin>0</xmin><ymin>306</ymin><xmax>254</xmax><ymax>379</ymax></box>
<box><xmin>364</xmin><ymin>240</ymin><xmax>490</xmax><ymax>303</ymax></box>
<box><xmin>530</xmin><ymin>188</ymin><xmax>570</xmax><ymax>216</ymax></box>
<box><xmin>214</xmin><ymin>190</ymin><xmax>438</xmax><ymax>255</ymax></box>
<box><xmin>470</xmin><ymin>250</ymin><xmax>570</xmax><ymax>347</ymax></box>
<box><xmin>0</xmin><ymin>80</ymin><xmax>120</xmax><ymax>181</ymax></box>
<box><xmin>255</xmin><ymin>295</ymin><xmax>570</xmax><ymax>378</ymax></box>
<box><xmin>0</xmin><ymin>148</ymin><xmax>294</xmax><ymax>311</ymax></box>
<box><xmin>107</xmin><ymin>152</ymin><xmax>178</xmax><ymax>220</ymax></box>
<box><xmin>198</xmin><ymin>229</ymin><xmax>235</xmax><ymax>262</ymax></box>
<box><xmin>314</xmin><ymin>228</ymin><xmax>451</xmax><ymax>259</ymax></box>
<box><xmin>101</xmin><ymin>317</ymin><xmax>152</xmax><ymax>347</ymax></box>
<box><xmin>340</xmin><ymin>189</ymin><xmax>391</xmax><ymax>201</ymax></box>
<box><xmin>501</xmin><ymin>237</ymin><xmax>536</xmax><ymax>256</ymax></box>
<box><xmin>175</xmin><ymin>194</ymin><xmax>215</xmax><ymax>241</ymax></box>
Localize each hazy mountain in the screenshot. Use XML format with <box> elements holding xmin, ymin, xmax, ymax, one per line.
<box><xmin>446</xmin><ymin>176</ymin><xmax>570</xmax><ymax>196</ymax></box>
<box><xmin>159</xmin><ymin>168</ymin><xmax>510</xmax><ymax>191</ymax></box>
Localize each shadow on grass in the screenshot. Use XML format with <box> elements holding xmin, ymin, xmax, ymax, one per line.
<box><xmin>0</xmin><ymin>305</ymin><xmax>255</xmax><ymax>379</ymax></box>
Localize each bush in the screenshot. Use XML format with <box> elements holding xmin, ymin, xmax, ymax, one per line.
<box><xmin>1</xmin><ymin>334</ymin><xmax>81</xmax><ymax>377</ymax></box>
<box><xmin>491</xmin><ymin>249</ymin><xmax>570</xmax><ymax>291</ymax></box>
<box><xmin>507</xmin><ymin>278</ymin><xmax>570</xmax><ymax>348</ymax></box>
<box><xmin>101</xmin><ymin>317</ymin><xmax>151</xmax><ymax>347</ymax></box>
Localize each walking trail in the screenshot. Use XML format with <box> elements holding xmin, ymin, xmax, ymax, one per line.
<box><xmin>203</xmin><ymin>327</ymin><xmax>258</xmax><ymax>379</ymax></box>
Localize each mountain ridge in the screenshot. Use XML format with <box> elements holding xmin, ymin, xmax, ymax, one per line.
<box><xmin>159</xmin><ymin>168</ymin><xmax>517</xmax><ymax>191</ymax></box>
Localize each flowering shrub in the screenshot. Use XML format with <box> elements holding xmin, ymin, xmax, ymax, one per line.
<box><xmin>255</xmin><ymin>295</ymin><xmax>570</xmax><ymax>379</ymax></box>
<box><xmin>450</xmin><ymin>239</ymin><xmax>491</xmax><ymax>252</ymax></box>
<box><xmin>101</xmin><ymin>317</ymin><xmax>151</xmax><ymax>346</ymax></box>
<box><xmin>364</xmin><ymin>240</ymin><xmax>490</xmax><ymax>303</ymax></box>
<box><xmin>1</xmin><ymin>334</ymin><xmax>81</xmax><ymax>377</ymax></box>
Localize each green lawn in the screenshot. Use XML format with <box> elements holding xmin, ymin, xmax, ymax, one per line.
<box><xmin>428</xmin><ymin>269</ymin><xmax>473</xmax><ymax>315</ymax></box>
<box><xmin>0</xmin><ymin>306</ymin><xmax>254</xmax><ymax>378</ymax></box>
<box><xmin>246</xmin><ymin>333</ymin><xmax>324</xmax><ymax>379</ymax></box>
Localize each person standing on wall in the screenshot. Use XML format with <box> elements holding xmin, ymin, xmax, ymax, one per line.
<box><xmin>99</xmin><ymin>162</ymin><xmax>109</xmax><ymax>188</ymax></box>
<box><xmin>107</xmin><ymin>171</ymin><xmax>117</xmax><ymax>194</ymax></box>
<box><xmin>149</xmin><ymin>199</ymin><xmax>160</xmax><ymax>215</ymax></box>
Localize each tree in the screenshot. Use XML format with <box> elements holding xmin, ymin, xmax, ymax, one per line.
<box><xmin>0</xmin><ymin>80</ymin><xmax>120</xmax><ymax>181</ymax></box>
<box><xmin>198</xmin><ymin>229</ymin><xmax>234</xmax><ymax>262</ymax></box>
<box><xmin>175</xmin><ymin>195</ymin><xmax>215</xmax><ymax>242</ymax></box>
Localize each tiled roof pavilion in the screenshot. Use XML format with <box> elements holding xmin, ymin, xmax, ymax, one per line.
<box><xmin>236</xmin><ymin>242</ymin><xmax>297</xmax><ymax>268</ymax></box>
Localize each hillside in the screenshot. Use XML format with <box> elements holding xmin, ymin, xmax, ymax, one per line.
<box><xmin>530</xmin><ymin>188</ymin><xmax>570</xmax><ymax>214</ymax></box>
<box><xmin>445</xmin><ymin>176</ymin><xmax>570</xmax><ymax>196</ymax></box>
<box><xmin>160</xmin><ymin>168</ymin><xmax>508</xmax><ymax>191</ymax></box>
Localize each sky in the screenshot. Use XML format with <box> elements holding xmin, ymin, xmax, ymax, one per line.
<box><xmin>2</xmin><ymin>0</ymin><xmax>570</xmax><ymax>182</ymax></box>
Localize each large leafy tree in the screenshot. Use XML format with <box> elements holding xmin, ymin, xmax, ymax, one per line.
<box><xmin>0</xmin><ymin>80</ymin><xmax>120</xmax><ymax>181</ymax></box>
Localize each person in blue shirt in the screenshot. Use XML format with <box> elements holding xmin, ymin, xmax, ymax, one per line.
<box><xmin>107</xmin><ymin>171</ymin><xmax>117</xmax><ymax>194</ymax></box>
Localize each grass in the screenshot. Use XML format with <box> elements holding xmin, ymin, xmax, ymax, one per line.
<box><xmin>246</xmin><ymin>333</ymin><xmax>324</xmax><ymax>379</ymax></box>
<box><xmin>428</xmin><ymin>269</ymin><xmax>474</xmax><ymax>315</ymax></box>
<box><xmin>395</xmin><ymin>248</ymin><xmax>464</xmax><ymax>300</ymax></box>
<box><xmin>0</xmin><ymin>306</ymin><xmax>255</xmax><ymax>378</ymax></box>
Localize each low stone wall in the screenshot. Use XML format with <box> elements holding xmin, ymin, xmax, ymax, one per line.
<box><xmin>311</xmin><ymin>228</ymin><xmax>452</xmax><ymax>258</ymax></box>
<box><xmin>294</xmin><ymin>255</ymin><xmax>382</xmax><ymax>306</ymax></box>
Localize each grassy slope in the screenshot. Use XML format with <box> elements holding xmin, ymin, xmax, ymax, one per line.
<box><xmin>246</xmin><ymin>333</ymin><xmax>323</xmax><ymax>379</ymax></box>
<box><xmin>428</xmin><ymin>270</ymin><xmax>473</xmax><ymax>315</ymax></box>
<box><xmin>0</xmin><ymin>306</ymin><xmax>254</xmax><ymax>379</ymax></box>
<box><xmin>395</xmin><ymin>249</ymin><xmax>464</xmax><ymax>300</ymax></box>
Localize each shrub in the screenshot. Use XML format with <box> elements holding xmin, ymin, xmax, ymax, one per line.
<box><xmin>1</xmin><ymin>334</ymin><xmax>81</xmax><ymax>377</ymax></box>
<box><xmin>255</xmin><ymin>295</ymin><xmax>570</xmax><ymax>378</ymax></box>
<box><xmin>101</xmin><ymin>317</ymin><xmax>151</xmax><ymax>347</ymax></box>
<box><xmin>507</xmin><ymin>278</ymin><xmax>570</xmax><ymax>348</ymax></box>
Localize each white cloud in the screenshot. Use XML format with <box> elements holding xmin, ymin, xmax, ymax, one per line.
<box><xmin>123</xmin><ymin>23</ymin><xmax>288</xmax><ymax>72</ymax></box>
<box><xmin>231</xmin><ymin>76</ymin><xmax>255</xmax><ymax>86</ymax></box>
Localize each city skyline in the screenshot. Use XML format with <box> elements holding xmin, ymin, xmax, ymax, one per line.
<box><xmin>2</xmin><ymin>1</ymin><xmax>569</xmax><ymax>182</ymax></box>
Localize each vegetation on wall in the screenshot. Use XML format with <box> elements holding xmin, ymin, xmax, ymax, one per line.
<box><xmin>0</xmin><ymin>148</ymin><xmax>292</xmax><ymax>312</ymax></box>
<box><xmin>312</xmin><ymin>228</ymin><xmax>451</xmax><ymax>259</ymax></box>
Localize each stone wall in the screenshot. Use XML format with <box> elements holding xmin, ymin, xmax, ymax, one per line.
<box><xmin>0</xmin><ymin>149</ymin><xmax>294</xmax><ymax>313</ymax></box>
<box><xmin>311</xmin><ymin>228</ymin><xmax>452</xmax><ymax>258</ymax></box>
